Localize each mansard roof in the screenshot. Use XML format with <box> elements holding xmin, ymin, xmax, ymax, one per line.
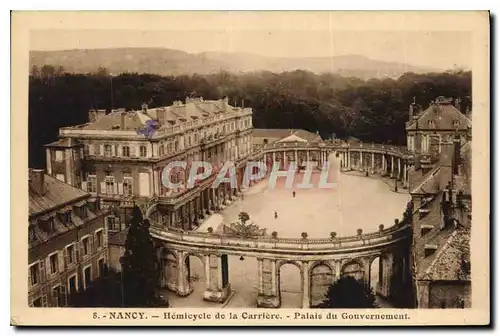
<box><xmin>406</xmin><ymin>97</ymin><xmax>471</xmax><ymax>131</ymax></box>
<box><xmin>79</xmin><ymin>98</ymin><xmax>245</xmax><ymax>132</ymax></box>
<box><xmin>29</xmin><ymin>171</ymin><xmax>88</xmax><ymax>217</ymax></box>
<box><xmin>420</xmin><ymin>229</ymin><xmax>471</xmax><ymax>281</ymax></box>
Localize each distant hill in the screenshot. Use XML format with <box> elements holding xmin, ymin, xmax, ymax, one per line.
<box><xmin>30</xmin><ymin>48</ymin><xmax>439</xmax><ymax>79</ymax></box>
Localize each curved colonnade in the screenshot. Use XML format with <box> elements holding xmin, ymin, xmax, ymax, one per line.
<box><xmin>150</xmin><ymin>141</ymin><xmax>415</xmax><ymax>308</ymax></box>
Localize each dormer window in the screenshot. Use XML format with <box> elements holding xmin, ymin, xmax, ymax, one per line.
<box><xmin>453</xmin><ymin>120</ymin><xmax>460</xmax><ymax>127</ymax></box>
<box><xmin>424</xmin><ymin>244</ymin><xmax>438</xmax><ymax>257</ymax></box>
<box><xmin>29</xmin><ymin>225</ymin><xmax>36</xmax><ymax>243</ymax></box>
<box><xmin>428</xmin><ymin>120</ymin><xmax>436</xmax><ymax>128</ymax></box>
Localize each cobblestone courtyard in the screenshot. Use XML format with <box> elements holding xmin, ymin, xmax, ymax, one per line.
<box><xmin>165</xmin><ymin>154</ymin><xmax>410</xmax><ymax>308</ymax></box>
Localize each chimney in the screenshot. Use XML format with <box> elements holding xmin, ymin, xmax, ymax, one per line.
<box><xmin>452</xmin><ymin>134</ymin><xmax>461</xmax><ymax>175</ymax></box>
<box><xmin>88</xmin><ymin>109</ymin><xmax>97</xmax><ymax>123</ymax></box>
<box><xmin>97</xmin><ymin>109</ymin><xmax>106</xmax><ymax>120</ymax></box>
<box><xmin>120</xmin><ymin>112</ymin><xmax>126</xmax><ymax>130</ymax></box>
<box><xmin>141</xmin><ymin>103</ymin><xmax>148</xmax><ymax>113</ymax></box>
<box><xmin>409</xmin><ymin>103</ymin><xmax>414</xmax><ymax>120</ymax></box>
<box><xmin>29</xmin><ymin>169</ymin><xmax>46</xmax><ymax>195</ymax></box>
<box><xmin>156</xmin><ymin>108</ymin><xmax>166</xmax><ymax>124</ymax></box>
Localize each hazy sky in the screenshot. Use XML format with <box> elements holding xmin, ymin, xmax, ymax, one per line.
<box><xmin>29</xmin><ymin>12</ymin><xmax>473</xmax><ymax>70</ymax></box>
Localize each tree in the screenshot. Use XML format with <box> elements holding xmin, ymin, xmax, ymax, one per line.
<box><xmin>121</xmin><ymin>205</ymin><xmax>168</xmax><ymax>307</ymax></box>
<box><xmin>315</xmin><ymin>276</ymin><xmax>377</xmax><ymax>308</ymax></box>
<box><xmin>238</xmin><ymin>211</ymin><xmax>250</xmax><ymax>225</ymax></box>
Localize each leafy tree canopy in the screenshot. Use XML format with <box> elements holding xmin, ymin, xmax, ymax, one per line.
<box><xmin>315</xmin><ymin>275</ymin><xmax>377</xmax><ymax>308</ymax></box>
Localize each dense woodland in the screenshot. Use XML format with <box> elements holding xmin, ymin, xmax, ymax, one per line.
<box><xmin>29</xmin><ymin>65</ymin><xmax>471</xmax><ymax>168</ymax></box>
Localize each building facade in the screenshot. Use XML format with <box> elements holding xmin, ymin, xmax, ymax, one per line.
<box><xmin>406</xmin><ymin>96</ymin><xmax>472</xmax><ymax>308</ymax></box>
<box><xmin>44</xmin><ymin>97</ymin><xmax>254</xmax><ymax>235</ymax></box>
<box><xmin>28</xmin><ymin>169</ymin><xmax>109</xmax><ymax>307</ymax></box>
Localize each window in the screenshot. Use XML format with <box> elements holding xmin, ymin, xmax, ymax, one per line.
<box><xmin>122</xmin><ymin>146</ymin><xmax>130</xmax><ymax>157</ymax></box>
<box><xmin>56</xmin><ymin>174</ymin><xmax>65</xmax><ymax>182</ymax></box>
<box><xmin>159</xmin><ymin>144</ymin><xmax>164</xmax><ymax>156</ymax></box>
<box><xmin>107</xmin><ymin>216</ymin><xmax>119</xmax><ymax>231</ymax></box>
<box><xmin>123</xmin><ymin>178</ymin><xmax>133</xmax><ymax>196</ymax></box>
<box><xmin>66</xmin><ymin>244</ymin><xmax>75</xmax><ymax>264</ymax></box>
<box><xmin>140</xmin><ymin>145</ymin><xmax>147</xmax><ymax>157</ymax></box>
<box><xmin>98</xmin><ymin>258</ymin><xmax>105</xmax><ymax>278</ymax></box>
<box><xmin>94</xmin><ymin>144</ymin><xmax>101</xmax><ymax>156</ymax></box>
<box><xmin>32</xmin><ymin>297</ymin><xmax>42</xmax><ymax>307</ymax></box>
<box><xmin>49</xmin><ymin>253</ymin><xmax>58</xmax><ymax>274</ymax></box>
<box><xmin>84</xmin><ymin>266</ymin><xmax>92</xmax><ymax>289</ymax></box>
<box><xmin>82</xmin><ymin>237</ymin><xmax>90</xmax><ymax>256</ymax></box>
<box><xmin>86</xmin><ymin>174</ymin><xmax>97</xmax><ymax>193</ymax></box>
<box><xmin>174</xmin><ymin>141</ymin><xmax>179</xmax><ymax>152</ymax></box>
<box><xmin>104</xmin><ymin>144</ymin><xmax>112</xmax><ymax>157</ymax></box>
<box><xmin>167</xmin><ymin>143</ymin><xmax>173</xmax><ymax>154</ymax></box>
<box><xmin>29</xmin><ymin>263</ymin><xmax>39</xmax><ymax>287</ymax></box>
<box><xmin>83</xmin><ymin>144</ymin><xmax>89</xmax><ymax>156</ymax></box>
<box><xmin>55</xmin><ymin>150</ymin><xmax>64</xmax><ymax>162</ymax></box>
<box><xmin>68</xmin><ymin>275</ymin><xmax>77</xmax><ymax>294</ymax></box>
<box><xmin>29</xmin><ymin>226</ymin><xmax>35</xmax><ymax>243</ymax></box>
<box><xmin>428</xmin><ymin>120</ymin><xmax>436</xmax><ymax>128</ymax></box>
<box><xmin>96</xmin><ymin>230</ymin><xmax>103</xmax><ymax>249</ymax></box>
<box><xmin>105</xmin><ymin>171</ymin><xmax>115</xmax><ymax>194</ymax></box>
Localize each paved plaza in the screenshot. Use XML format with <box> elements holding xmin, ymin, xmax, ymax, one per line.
<box><xmin>166</xmin><ymin>154</ymin><xmax>410</xmax><ymax>308</ymax></box>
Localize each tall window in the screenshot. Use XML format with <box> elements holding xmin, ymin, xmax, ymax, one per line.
<box><xmin>29</xmin><ymin>226</ymin><xmax>35</xmax><ymax>243</ymax></box>
<box><xmin>174</xmin><ymin>141</ymin><xmax>179</xmax><ymax>152</ymax></box>
<box><xmin>83</xmin><ymin>144</ymin><xmax>89</xmax><ymax>156</ymax></box>
<box><xmin>167</xmin><ymin>143</ymin><xmax>173</xmax><ymax>154</ymax></box>
<box><xmin>123</xmin><ymin>172</ymin><xmax>133</xmax><ymax>196</ymax></box>
<box><xmin>139</xmin><ymin>145</ymin><xmax>147</xmax><ymax>157</ymax></box>
<box><xmin>107</xmin><ymin>216</ymin><xmax>119</xmax><ymax>231</ymax></box>
<box><xmin>96</xmin><ymin>230</ymin><xmax>103</xmax><ymax>249</ymax></box>
<box><xmin>159</xmin><ymin>144</ymin><xmax>164</xmax><ymax>156</ymax></box>
<box><xmin>82</xmin><ymin>237</ymin><xmax>90</xmax><ymax>256</ymax></box>
<box><xmin>29</xmin><ymin>263</ymin><xmax>39</xmax><ymax>287</ymax></box>
<box><xmin>428</xmin><ymin>120</ymin><xmax>436</xmax><ymax>129</ymax></box>
<box><xmin>49</xmin><ymin>253</ymin><xmax>58</xmax><ymax>274</ymax></box>
<box><xmin>122</xmin><ymin>146</ymin><xmax>130</xmax><ymax>157</ymax></box>
<box><xmin>55</xmin><ymin>150</ymin><xmax>64</xmax><ymax>162</ymax></box>
<box><xmin>87</xmin><ymin>173</ymin><xmax>97</xmax><ymax>193</ymax></box>
<box><xmin>105</xmin><ymin>171</ymin><xmax>115</xmax><ymax>194</ymax></box>
<box><xmin>66</xmin><ymin>244</ymin><xmax>75</xmax><ymax>264</ymax></box>
<box><xmin>94</xmin><ymin>144</ymin><xmax>101</xmax><ymax>156</ymax></box>
<box><xmin>104</xmin><ymin>144</ymin><xmax>112</xmax><ymax>157</ymax></box>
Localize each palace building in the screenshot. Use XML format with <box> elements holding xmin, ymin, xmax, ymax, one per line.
<box><xmin>44</xmin><ymin>97</ymin><xmax>254</xmax><ymax>234</ymax></box>
<box><xmin>28</xmin><ymin>169</ymin><xmax>108</xmax><ymax>307</ymax></box>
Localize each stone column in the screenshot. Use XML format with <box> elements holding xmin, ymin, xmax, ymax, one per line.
<box><xmin>306</xmin><ymin>150</ymin><xmax>310</xmax><ymax>163</ymax></box>
<box><xmin>272</xmin><ymin>152</ymin><xmax>276</xmax><ymax>164</ymax></box>
<box><xmin>257</xmin><ymin>259</ymin><xmax>280</xmax><ymax>308</ymax></box>
<box><xmin>371</xmin><ymin>152</ymin><xmax>375</xmax><ymax>171</ymax></box>
<box><xmin>416</xmin><ymin>280</ymin><xmax>430</xmax><ymax>308</ymax></box>
<box><xmin>301</xmin><ymin>261</ymin><xmax>311</xmax><ymax>308</ymax></box>
<box><xmin>170</xmin><ymin>210</ymin><xmax>177</xmax><ymax>229</ymax></box>
<box><xmin>360</xmin><ymin>151</ymin><xmax>364</xmax><ymax>169</ymax></box>
<box><xmin>347</xmin><ymin>150</ymin><xmax>351</xmax><ymax>170</ymax></box>
<box><xmin>382</xmin><ymin>155</ymin><xmax>386</xmax><ymax>174</ymax></box>
<box><xmin>391</xmin><ymin>156</ymin><xmax>395</xmax><ymax>178</ymax></box>
<box><xmin>175</xmin><ymin>251</ymin><xmax>192</xmax><ymax>296</ymax></box>
<box><xmin>363</xmin><ymin>257</ymin><xmax>371</xmax><ymax>288</ymax></box>
<box><xmin>294</xmin><ymin>150</ymin><xmax>298</xmax><ymax>163</ymax></box>
<box><xmin>203</xmin><ymin>254</ymin><xmax>231</xmax><ymax>303</ymax></box>
<box><xmin>398</xmin><ymin>158</ymin><xmax>402</xmax><ymax>180</ymax></box>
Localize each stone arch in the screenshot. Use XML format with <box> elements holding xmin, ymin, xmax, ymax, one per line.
<box><xmin>276</xmin><ymin>260</ymin><xmax>303</xmax><ymax>308</ymax></box>
<box><xmin>160</xmin><ymin>250</ymin><xmax>178</xmax><ymax>291</ymax></box>
<box><xmin>183</xmin><ymin>252</ymin><xmax>205</xmax><ymax>294</ymax></box>
<box><xmin>309</xmin><ymin>261</ymin><xmax>334</xmax><ymax>307</ymax></box>
<box><xmin>369</xmin><ymin>254</ymin><xmax>382</xmax><ymax>293</ymax></box>
<box><xmin>340</xmin><ymin>259</ymin><xmax>364</xmax><ymax>282</ymax></box>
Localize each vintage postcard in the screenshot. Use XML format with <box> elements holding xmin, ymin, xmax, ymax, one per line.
<box><xmin>11</xmin><ymin>11</ymin><xmax>490</xmax><ymax>326</ymax></box>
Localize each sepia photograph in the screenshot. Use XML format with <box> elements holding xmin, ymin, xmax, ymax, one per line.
<box><xmin>11</xmin><ymin>10</ymin><xmax>490</xmax><ymax>326</ymax></box>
